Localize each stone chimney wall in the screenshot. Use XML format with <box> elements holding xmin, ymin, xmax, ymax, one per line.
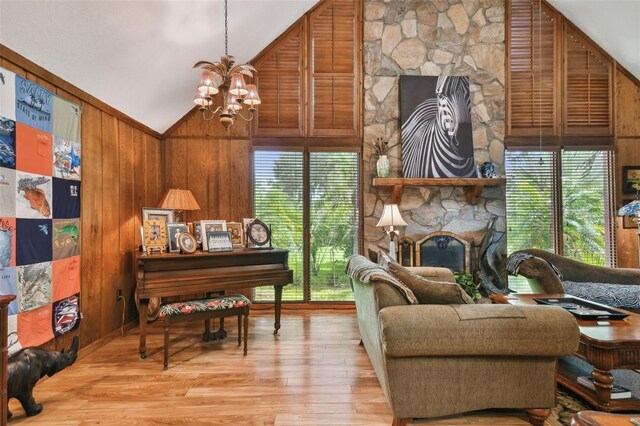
<box><xmin>363</xmin><ymin>0</ymin><xmax>506</xmax><ymax>250</ymax></box>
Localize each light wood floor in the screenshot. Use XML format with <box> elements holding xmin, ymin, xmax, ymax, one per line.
<box><xmin>9</xmin><ymin>310</ymin><xmax>541</xmax><ymax>425</ymax></box>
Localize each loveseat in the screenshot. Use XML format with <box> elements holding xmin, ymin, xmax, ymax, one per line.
<box><xmin>347</xmin><ymin>254</ymin><xmax>580</xmax><ymax>426</ymax></box>
<box><xmin>509</xmin><ymin>249</ymin><xmax>640</xmax><ymax>313</ymax></box>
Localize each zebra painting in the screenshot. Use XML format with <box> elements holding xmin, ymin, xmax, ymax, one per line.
<box><xmin>400</xmin><ymin>76</ymin><xmax>475</xmax><ymax>178</ymax></box>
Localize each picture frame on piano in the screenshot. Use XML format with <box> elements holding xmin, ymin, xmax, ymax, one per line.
<box><xmin>200</xmin><ymin>220</ymin><xmax>227</xmax><ymax>251</ymax></box>
<box><xmin>206</xmin><ymin>231</ymin><xmax>234</xmax><ymax>252</ymax></box>
<box><xmin>167</xmin><ymin>223</ymin><xmax>189</xmax><ymax>253</ymax></box>
<box><xmin>227</xmin><ymin>222</ymin><xmax>244</xmax><ymax>248</ymax></box>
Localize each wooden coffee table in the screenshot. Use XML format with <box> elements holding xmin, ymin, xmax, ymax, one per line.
<box><xmin>491</xmin><ymin>294</ymin><xmax>640</xmax><ymax>412</ymax></box>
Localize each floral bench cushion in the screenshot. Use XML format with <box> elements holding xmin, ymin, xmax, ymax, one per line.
<box><xmin>159</xmin><ymin>294</ymin><xmax>251</xmax><ymax>318</ymax></box>
<box><xmin>562</xmin><ymin>281</ymin><xmax>640</xmax><ymax>311</ymax></box>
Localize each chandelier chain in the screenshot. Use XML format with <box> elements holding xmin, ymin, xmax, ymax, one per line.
<box><xmin>224</xmin><ymin>0</ymin><xmax>228</xmax><ymax>56</ymax></box>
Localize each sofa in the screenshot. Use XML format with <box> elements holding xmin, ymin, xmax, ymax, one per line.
<box><xmin>347</xmin><ymin>255</ymin><xmax>580</xmax><ymax>426</ymax></box>
<box><xmin>509</xmin><ymin>249</ymin><xmax>640</xmax><ymax>313</ymax></box>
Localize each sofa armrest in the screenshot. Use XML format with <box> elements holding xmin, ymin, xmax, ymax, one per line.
<box><xmin>379</xmin><ymin>304</ymin><xmax>579</xmax><ymax>358</ymax></box>
<box><xmin>406</xmin><ymin>266</ymin><xmax>455</xmax><ymax>283</ymax></box>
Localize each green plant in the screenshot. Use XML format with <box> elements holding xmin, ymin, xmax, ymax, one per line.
<box><xmin>453</xmin><ymin>272</ymin><xmax>483</xmax><ymax>302</ymax></box>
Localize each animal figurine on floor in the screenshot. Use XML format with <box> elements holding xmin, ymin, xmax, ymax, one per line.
<box><xmin>7</xmin><ymin>336</ymin><xmax>79</xmax><ymax>419</ymax></box>
<box><xmin>477</xmin><ymin>216</ymin><xmax>508</xmax><ymax>295</ymax></box>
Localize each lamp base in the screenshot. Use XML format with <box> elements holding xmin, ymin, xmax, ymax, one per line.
<box><xmin>389</xmin><ymin>237</ymin><xmax>397</xmax><ymax>262</ymax></box>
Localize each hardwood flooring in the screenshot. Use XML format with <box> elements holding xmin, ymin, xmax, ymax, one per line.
<box><xmin>9</xmin><ymin>310</ymin><xmax>539</xmax><ymax>425</ymax></box>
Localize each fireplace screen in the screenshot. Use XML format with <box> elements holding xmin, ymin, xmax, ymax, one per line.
<box><xmin>415</xmin><ymin>232</ymin><xmax>471</xmax><ymax>272</ymax></box>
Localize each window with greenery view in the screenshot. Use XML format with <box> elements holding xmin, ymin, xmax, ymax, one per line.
<box><xmin>253</xmin><ymin>150</ymin><xmax>360</xmax><ymax>302</ymax></box>
<box><xmin>505</xmin><ymin>150</ymin><xmax>613</xmax><ymax>293</ymax></box>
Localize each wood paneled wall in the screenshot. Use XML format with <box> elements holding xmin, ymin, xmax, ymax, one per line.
<box><xmin>163</xmin><ymin>100</ymin><xmax>252</xmax><ymax>225</ymax></box>
<box><xmin>615</xmin><ymin>69</ymin><xmax>640</xmax><ymax>268</ymax></box>
<box><xmin>0</xmin><ymin>46</ymin><xmax>164</xmax><ymax>351</ymax></box>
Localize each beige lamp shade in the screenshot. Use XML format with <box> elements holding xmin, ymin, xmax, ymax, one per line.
<box><xmin>376</xmin><ymin>204</ymin><xmax>408</xmax><ymax>228</ymax></box>
<box><xmin>157</xmin><ymin>189</ymin><xmax>201</xmax><ymax>211</ymax></box>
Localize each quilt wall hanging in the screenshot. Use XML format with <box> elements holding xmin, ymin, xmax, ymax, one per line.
<box><xmin>0</xmin><ymin>66</ymin><xmax>82</xmax><ymax>355</ymax></box>
<box><xmin>400</xmin><ymin>75</ymin><xmax>475</xmax><ymax>178</ymax></box>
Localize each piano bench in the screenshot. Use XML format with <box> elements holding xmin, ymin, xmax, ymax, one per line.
<box><xmin>158</xmin><ymin>294</ymin><xmax>251</xmax><ymax>369</ymax></box>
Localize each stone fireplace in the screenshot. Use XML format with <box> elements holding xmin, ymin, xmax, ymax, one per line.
<box><xmin>363</xmin><ymin>0</ymin><xmax>507</xmax><ymax>269</ymax></box>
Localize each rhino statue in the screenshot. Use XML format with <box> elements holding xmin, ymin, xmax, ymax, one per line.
<box><xmin>7</xmin><ymin>336</ymin><xmax>79</xmax><ymax>419</ymax></box>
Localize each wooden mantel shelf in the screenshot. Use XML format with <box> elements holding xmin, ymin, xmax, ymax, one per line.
<box><xmin>372</xmin><ymin>177</ymin><xmax>506</xmax><ymax>204</ymax></box>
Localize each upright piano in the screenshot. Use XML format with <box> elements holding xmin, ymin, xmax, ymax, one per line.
<box><xmin>135</xmin><ymin>249</ymin><xmax>292</xmax><ymax>358</ymax></box>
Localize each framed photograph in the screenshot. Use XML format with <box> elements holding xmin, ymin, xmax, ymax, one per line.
<box><xmin>193</xmin><ymin>221</ymin><xmax>202</xmax><ymax>246</ymax></box>
<box><xmin>400</xmin><ymin>76</ymin><xmax>474</xmax><ymax>178</ymax></box>
<box><xmin>227</xmin><ymin>222</ymin><xmax>244</xmax><ymax>248</ymax></box>
<box><xmin>622</xmin><ymin>166</ymin><xmax>640</xmax><ymax>194</ymax></box>
<box><xmin>142</xmin><ymin>207</ymin><xmax>175</xmax><ymax>223</ymax></box>
<box><xmin>177</xmin><ymin>232</ymin><xmax>197</xmax><ymax>254</ymax></box>
<box><xmin>200</xmin><ymin>220</ymin><xmax>227</xmax><ymax>251</ymax></box>
<box><xmin>620</xmin><ymin>200</ymin><xmax>638</xmax><ymax>229</ymax></box>
<box><xmin>246</xmin><ymin>219</ymin><xmax>271</xmax><ymax>249</ymax></box>
<box><xmin>167</xmin><ymin>223</ymin><xmax>188</xmax><ymax>253</ymax></box>
<box><xmin>206</xmin><ymin>231</ymin><xmax>233</xmax><ymax>252</ymax></box>
<box><xmin>242</xmin><ymin>218</ymin><xmax>255</xmax><ymax>246</ymax></box>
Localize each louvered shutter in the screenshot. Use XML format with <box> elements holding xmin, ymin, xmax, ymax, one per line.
<box><xmin>309</xmin><ymin>0</ymin><xmax>359</xmax><ymax>137</ymax></box>
<box><xmin>563</xmin><ymin>23</ymin><xmax>613</xmax><ymax>136</ymax></box>
<box><xmin>508</xmin><ymin>0</ymin><xmax>559</xmax><ymax>137</ymax></box>
<box><xmin>253</xmin><ymin>151</ymin><xmax>304</xmax><ymax>301</ymax></box>
<box><xmin>253</xmin><ymin>22</ymin><xmax>304</xmax><ymax>137</ymax></box>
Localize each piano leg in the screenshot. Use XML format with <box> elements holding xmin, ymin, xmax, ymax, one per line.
<box><xmin>138</xmin><ymin>300</ymin><xmax>148</xmax><ymax>359</ymax></box>
<box><xmin>274</xmin><ymin>285</ymin><xmax>283</xmax><ymax>335</ymax></box>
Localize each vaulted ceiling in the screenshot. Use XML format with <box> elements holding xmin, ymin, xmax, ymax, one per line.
<box><xmin>0</xmin><ymin>0</ymin><xmax>319</xmax><ymax>133</ymax></box>
<box><xmin>1</xmin><ymin>1</ymin><xmax>638</xmax><ymax>133</ymax></box>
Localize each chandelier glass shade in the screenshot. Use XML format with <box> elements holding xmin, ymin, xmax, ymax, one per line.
<box><xmin>192</xmin><ymin>0</ymin><xmax>260</xmax><ymax>131</ymax></box>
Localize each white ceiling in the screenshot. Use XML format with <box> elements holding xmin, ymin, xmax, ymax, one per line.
<box><xmin>0</xmin><ymin>0</ymin><xmax>318</xmax><ymax>134</ymax></box>
<box><xmin>548</xmin><ymin>0</ymin><xmax>640</xmax><ymax>80</ymax></box>
<box><xmin>1</xmin><ymin>1</ymin><xmax>638</xmax><ymax>134</ymax></box>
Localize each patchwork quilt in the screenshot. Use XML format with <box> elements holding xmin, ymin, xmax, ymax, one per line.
<box><xmin>0</xmin><ymin>66</ymin><xmax>81</xmax><ymax>355</ymax></box>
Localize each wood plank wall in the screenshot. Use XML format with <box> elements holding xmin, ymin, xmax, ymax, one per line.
<box><xmin>615</xmin><ymin>69</ymin><xmax>640</xmax><ymax>268</ymax></box>
<box><xmin>163</xmin><ymin>104</ymin><xmax>252</xmax><ymax>226</ymax></box>
<box><xmin>0</xmin><ymin>47</ymin><xmax>165</xmax><ymax>351</ymax></box>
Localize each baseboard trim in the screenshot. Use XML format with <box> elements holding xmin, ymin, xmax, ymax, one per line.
<box><xmin>78</xmin><ymin>320</ymin><xmax>138</xmax><ymax>360</ymax></box>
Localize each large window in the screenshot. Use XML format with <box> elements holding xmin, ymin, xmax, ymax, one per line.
<box><xmin>253</xmin><ymin>150</ymin><xmax>360</xmax><ymax>302</ymax></box>
<box><xmin>506</xmin><ymin>150</ymin><xmax>614</xmax><ymax>292</ymax></box>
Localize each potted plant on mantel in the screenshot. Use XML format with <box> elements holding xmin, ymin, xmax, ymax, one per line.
<box><xmin>373</xmin><ymin>137</ymin><xmax>390</xmax><ymax>178</ymax></box>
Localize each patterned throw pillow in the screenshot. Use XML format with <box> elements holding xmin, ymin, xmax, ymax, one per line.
<box><xmin>378</xmin><ymin>251</ymin><xmax>474</xmax><ymax>305</ymax></box>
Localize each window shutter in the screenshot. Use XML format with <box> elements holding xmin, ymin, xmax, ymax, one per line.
<box><xmin>560</xmin><ymin>150</ymin><xmax>613</xmax><ymax>266</ymax></box>
<box><xmin>308</xmin><ymin>152</ymin><xmax>360</xmax><ymax>301</ymax></box>
<box><xmin>253</xmin><ymin>151</ymin><xmax>304</xmax><ymax>301</ymax></box>
<box><xmin>508</xmin><ymin>0</ymin><xmax>559</xmax><ymax>137</ymax></box>
<box><xmin>564</xmin><ymin>23</ymin><xmax>613</xmax><ymax>136</ymax></box>
<box><xmin>253</xmin><ymin>23</ymin><xmax>304</xmax><ymax>137</ymax></box>
<box><xmin>506</xmin><ymin>151</ymin><xmax>556</xmax><ymax>293</ymax></box>
<box><xmin>309</xmin><ymin>0</ymin><xmax>359</xmax><ymax>137</ymax></box>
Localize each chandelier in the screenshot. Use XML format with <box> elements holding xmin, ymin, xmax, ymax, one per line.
<box><xmin>192</xmin><ymin>0</ymin><xmax>261</xmax><ymax>131</ymax></box>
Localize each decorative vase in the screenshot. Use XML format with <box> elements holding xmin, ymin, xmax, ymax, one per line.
<box><xmin>377</xmin><ymin>155</ymin><xmax>390</xmax><ymax>178</ymax></box>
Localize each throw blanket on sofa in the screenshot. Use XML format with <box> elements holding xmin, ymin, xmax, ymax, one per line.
<box><xmin>562</xmin><ymin>281</ymin><xmax>640</xmax><ymax>310</ymax></box>
<box><xmin>506</xmin><ymin>252</ymin><xmax>563</xmax><ymax>280</ymax></box>
<box><xmin>346</xmin><ymin>255</ymin><xmax>419</xmax><ymax>305</ymax></box>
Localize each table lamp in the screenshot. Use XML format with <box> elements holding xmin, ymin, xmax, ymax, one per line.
<box><xmin>157</xmin><ymin>189</ymin><xmax>201</xmax><ymax>222</ymax></box>
<box><xmin>376</xmin><ymin>204</ymin><xmax>408</xmax><ymax>261</ymax></box>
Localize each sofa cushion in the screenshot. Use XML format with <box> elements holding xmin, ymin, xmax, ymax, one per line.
<box><xmin>378</xmin><ymin>304</ymin><xmax>579</xmax><ymax>358</ymax></box>
<box><xmin>346</xmin><ymin>255</ymin><xmax>419</xmax><ymax>305</ymax></box>
<box><xmin>378</xmin><ymin>251</ymin><xmax>474</xmax><ymax>305</ymax></box>
<box><xmin>562</xmin><ymin>281</ymin><xmax>640</xmax><ymax>310</ymax></box>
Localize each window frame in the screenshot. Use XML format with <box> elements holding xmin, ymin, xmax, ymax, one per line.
<box><xmin>505</xmin><ymin>147</ymin><xmax>616</xmax><ymax>291</ymax></box>
<box><xmin>252</xmin><ymin>145</ymin><xmax>363</xmax><ymax>304</ymax></box>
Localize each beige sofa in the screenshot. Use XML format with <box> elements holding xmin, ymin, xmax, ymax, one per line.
<box><xmin>348</xmin><ymin>255</ymin><xmax>580</xmax><ymax>426</ymax></box>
